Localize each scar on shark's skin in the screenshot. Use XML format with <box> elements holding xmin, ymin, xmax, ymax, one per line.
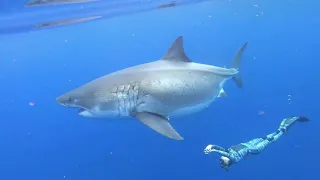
<box><xmin>158</xmin><ymin>1</ymin><xmax>176</xmax><ymax>9</ymax></box>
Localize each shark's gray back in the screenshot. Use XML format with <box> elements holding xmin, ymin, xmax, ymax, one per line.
<box><xmin>79</xmin><ymin>60</ymin><xmax>236</xmax><ymax>90</ymax></box>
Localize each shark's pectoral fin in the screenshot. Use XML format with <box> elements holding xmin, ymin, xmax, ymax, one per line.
<box><xmin>161</xmin><ymin>36</ymin><xmax>191</xmax><ymax>63</ymax></box>
<box><xmin>134</xmin><ymin>112</ymin><xmax>184</xmax><ymax>140</ymax></box>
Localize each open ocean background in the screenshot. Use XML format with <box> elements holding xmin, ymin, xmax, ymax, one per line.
<box><xmin>0</xmin><ymin>0</ymin><xmax>319</xmax><ymax>179</ymax></box>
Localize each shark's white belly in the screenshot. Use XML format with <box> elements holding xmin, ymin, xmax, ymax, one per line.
<box><xmin>170</xmin><ymin>98</ymin><xmax>215</xmax><ymax>117</ymax></box>
<box><xmin>135</xmin><ymin>79</ymin><xmax>227</xmax><ymax>117</ymax></box>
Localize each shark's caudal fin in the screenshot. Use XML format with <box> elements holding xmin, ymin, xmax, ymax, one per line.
<box><xmin>135</xmin><ymin>112</ymin><xmax>184</xmax><ymax>140</ymax></box>
<box><xmin>161</xmin><ymin>36</ymin><xmax>192</xmax><ymax>62</ymax></box>
<box><xmin>230</xmin><ymin>42</ymin><xmax>248</xmax><ymax>88</ymax></box>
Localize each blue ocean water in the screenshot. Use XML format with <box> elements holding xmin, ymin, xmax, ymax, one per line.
<box><xmin>0</xmin><ymin>0</ymin><xmax>319</xmax><ymax>179</ymax></box>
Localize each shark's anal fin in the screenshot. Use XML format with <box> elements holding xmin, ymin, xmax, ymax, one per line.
<box><xmin>135</xmin><ymin>112</ymin><xmax>184</xmax><ymax>140</ymax></box>
<box><xmin>231</xmin><ymin>42</ymin><xmax>248</xmax><ymax>88</ymax></box>
<box><xmin>161</xmin><ymin>36</ymin><xmax>192</xmax><ymax>62</ymax></box>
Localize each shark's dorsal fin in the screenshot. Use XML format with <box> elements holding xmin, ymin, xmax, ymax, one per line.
<box><xmin>161</xmin><ymin>36</ymin><xmax>192</xmax><ymax>62</ymax></box>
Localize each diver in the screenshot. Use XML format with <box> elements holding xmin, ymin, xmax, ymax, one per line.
<box><xmin>204</xmin><ymin>116</ymin><xmax>310</xmax><ymax>171</ymax></box>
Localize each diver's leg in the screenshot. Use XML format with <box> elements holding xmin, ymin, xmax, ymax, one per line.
<box><xmin>270</xmin><ymin>129</ymin><xmax>284</xmax><ymax>142</ymax></box>
<box><xmin>249</xmin><ymin>129</ymin><xmax>285</xmax><ymax>155</ymax></box>
<box><xmin>279</xmin><ymin>116</ymin><xmax>310</xmax><ymax>132</ymax></box>
<box><xmin>263</xmin><ymin>132</ymin><xmax>278</xmax><ymax>141</ymax></box>
<box><xmin>249</xmin><ymin>139</ymin><xmax>272</xmax><ymax>154</ymax></box>
<box><xmin>247</xmin><ymin>138</ymin><xmax>264</xmax><ymax>145</ymax></box>
<box><xmin>264</xmin><ymin>129</ymin><xmax>284</xmax><ymax>142</ymax></box>
<box><xmin>247</xmin><ymin>130</ymin><xmax>284</xmax><ymax>155</ymax></box>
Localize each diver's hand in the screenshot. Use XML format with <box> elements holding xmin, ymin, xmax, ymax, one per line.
<box><xmin>204</xmin><ymin>144</ymin><xmax>215</xmax><ymax>154</ymax></box>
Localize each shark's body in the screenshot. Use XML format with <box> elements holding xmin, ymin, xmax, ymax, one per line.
<box><xmin>25</xmin><ymin>0</ymin><xmax>98</xmax><ymax>7</ymax></box>
<box><xmin>56</xmin><ymin>36</ymin><xmax>248</xmax><ymax>140</ymax></box>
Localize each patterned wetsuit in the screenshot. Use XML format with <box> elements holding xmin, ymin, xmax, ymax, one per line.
<box><xmin>213</xmin><ymin>128</ymin><xmax>285</xmax><ymax>163</ymax></box>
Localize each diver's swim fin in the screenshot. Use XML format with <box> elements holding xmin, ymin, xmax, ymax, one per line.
<box><xmin>297</xmin><ymin>116</ymin><xmax>310</xmax><ymax>122</ymax></box>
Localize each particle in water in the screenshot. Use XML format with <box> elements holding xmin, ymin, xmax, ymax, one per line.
<box><xmin>258</xmin><ymin>110</ymin><xmax>265</xmax><ymax>115</ymax></box>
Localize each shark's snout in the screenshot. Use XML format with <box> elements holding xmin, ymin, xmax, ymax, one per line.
<box><xmin>56</xmin><ymin>94</ymin><xmax>74</xmax><ymax>107</ymax></box>
<box><xmin>56</xmin><ymin>96</ymin><xmax>66</xmax><ymax>106</ymax></box>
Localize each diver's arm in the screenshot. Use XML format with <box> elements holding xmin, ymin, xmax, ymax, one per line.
<box><xmin>204</xmin><ymin>144</ymin><xmax>230</xmax><ymax>157</ymax></box>
<box><xmin>213</xmin><ymin>149</ymin><xmax>230</xmax><ymax>157</ymax></box>
<box><xmin>204</xmin><ymin>144</ymin><xmax>228</xmax><ymax>155</ymax></box>
<box><xmin>212</xmin><ymin>145</ymin><xmax>227</xmax><ymax>151</ymax></box>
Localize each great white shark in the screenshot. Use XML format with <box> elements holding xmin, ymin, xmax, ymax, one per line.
<box><xmin>56</xmin><ymin>36</ymin><xmax>248</xmax><ymax>140</ymax></box>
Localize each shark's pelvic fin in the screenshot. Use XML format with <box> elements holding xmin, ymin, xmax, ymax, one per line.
<box><xmin>161</xmin><ymin>36</ymin><xmax>192</xmax><ymax>62</ymax></box>
<box><xmin>231</xmin><ymin>42</ymin><xmax>248</xmax><ymax>88</ymax></box>
<box><xmin>135</xmin><ymin>112</ymin><xmax>184</xmax><ymax>140</ymax></box>
<box><xmin>218</xmin><ymin>89</ymin><xmax>227</xmax><ymax>97</ymax></box>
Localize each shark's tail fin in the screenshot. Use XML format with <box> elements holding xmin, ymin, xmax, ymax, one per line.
<box><xmin>230</xmin><ymin>42</ymin><xmax>248</xmax><ymax>88</ymax></box>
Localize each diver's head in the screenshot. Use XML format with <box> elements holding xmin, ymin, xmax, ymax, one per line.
<box><xmin>219</xmin><ymin>156</ymin><xmax>232</xmax><ymax>171</ymax></box>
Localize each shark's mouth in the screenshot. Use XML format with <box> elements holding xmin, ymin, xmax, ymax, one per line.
<box><xmin>77</xmin><ymin>108</ymin><xmax>95</xmax><ymax>117</ymax></box>
<box><xmin>78</xmin><ymin>108</ymin><xmax>85</xmax><ymax>114</ymax></box>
